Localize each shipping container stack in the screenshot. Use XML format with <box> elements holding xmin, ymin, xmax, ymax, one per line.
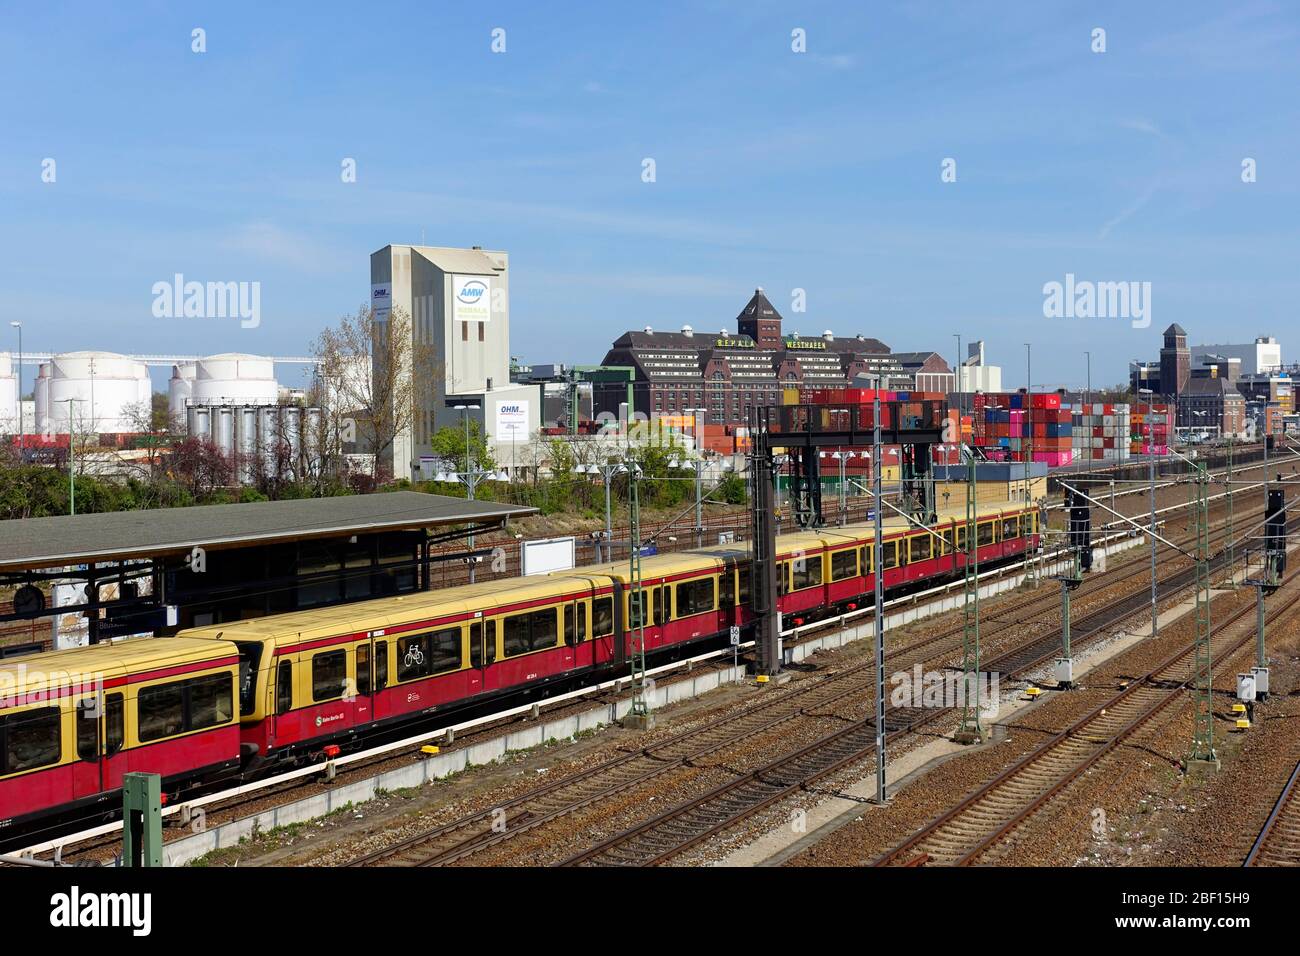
<box><xmin>967</xmin><ymin>390</ymin><xmax>1073</xmax><ymax>466</ymax></box>
<box><xmin>1071</xmin><ymin>402</ymin><xmax>1133</xmax><ymax>463</ymax></box>
<box><xmin>1128</xmin><ymin>402</ymin><xmax>1171</xmax><ymax>456</ymax></box>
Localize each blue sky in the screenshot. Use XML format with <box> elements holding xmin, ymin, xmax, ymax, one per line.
<box><xmin>2</xmin><ymin>1</ymin><xmax>1297</xmax><ymax>392</ymax></box>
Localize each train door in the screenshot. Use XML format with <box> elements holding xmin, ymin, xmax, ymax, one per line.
<box><xmin>368</xmin><ymin>637</ymin><xmax>391</xmax><ymax>722</ymax></box>
<box><xmin>71</xmin><ymin>695</ymin><xmax>103</xmax><ymax>800</ymax></box>
<box><xmin>271</xmin><ymin>656</ymin><xmax>295</xmax><ymax>746</ymax></box>
<box><xmin>471</xmin><ymin>617</ymin><xmax>498</xmax><ymax>694</ymax></box>
<box><xmin>71</xmin><ymin>683</ymin><xmax>127</xmax><ymax>800</ymax></box>
<box><xmin>467</xmin><ymin>615</ymin><xmax>485</xmax><ymax>696</ymax></box>
<box><xmin>353</xmin><ymin>642</ymin><xmax>379</xmax><ymax>723</ymax></box>
<box><xmin>562</xmin><ymin>598</ymin><xmax>587</xmax><ymax>672</ymax></box>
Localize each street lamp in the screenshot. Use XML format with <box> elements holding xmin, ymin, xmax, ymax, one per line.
<box><xmin>451</xmin><ymin>403</ymin><xmax>488</xmax><ymax>581</ymax></box>
<box><xmin>668</xmin><ymin>455</ymin><xmax>707</xmax><ymax>547</ymax></box>
<box><xmin>586</xmin><ymin>461</ymin><xmax>627</xmax><ymax>560</ymax></box>
<box><xmin>60</xmin><ymin>396</ymin><xmax>86</xmax><ymax>515</ymax></box>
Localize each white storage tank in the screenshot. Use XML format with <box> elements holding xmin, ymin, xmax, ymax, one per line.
<box><xmin>192</xmin><ymin>353</ymin><xmax>279</xmax><ymax>406</ymax></box>
<box><xmin>44</xmin><ymin>351</ymin><xmax>151</xmax><ymax>435</ymax></box>
<box><xmin>0</xmin><ymin>354</ymin><xmax>17</xmax><ymax>436</ymax></box>
<box><xmin>168</xmin><ymin>363</ymin><xmax>196</xmax><ymax>425</ymax></box>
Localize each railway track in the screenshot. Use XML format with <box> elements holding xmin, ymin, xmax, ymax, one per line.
<box><xmin>346</xmin><ymin>509</ymin><xmax>1282</xmax><ymax>867</ymax></box>
<box><xmin>874</xmin><ymin>577</ymin><xmax>1300</xmax><ymax>867</ymax></box>
<box><xmin>1245</xmin><ymin>758</ymin><xmax>1300</xmax><ymax>867</ymax></box>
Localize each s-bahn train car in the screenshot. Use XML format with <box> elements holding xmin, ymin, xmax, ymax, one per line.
<box><xmin>0</xmin><ymin>639</ymin><xmax>239</xmax><ymax>834</ymax></box>
<box><xmin>0</xmin><ymin>500</ymin><xmax>1037</xmax><ymax>839</ymax></box>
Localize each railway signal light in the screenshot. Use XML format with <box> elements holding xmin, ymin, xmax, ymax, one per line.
<box><xmin>1266</xmin><ymin>486</ymin><xmax>1286</xmax><ymax>583</ymax></box>
<box><xmin>1067</xmin><ymin>488</ymin><xmax>1093</xmax><ymax>572</ymax></box>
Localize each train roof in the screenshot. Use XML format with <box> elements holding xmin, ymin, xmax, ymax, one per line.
<box><xmin>104</xmin><ymin>497</ymin><xmax>1038</xmax><ymax>652</ymax></box>
<box><xmin>0</xmin><ymin>637</ymin><xmax>235</xmax><ymax>701</ymax></box>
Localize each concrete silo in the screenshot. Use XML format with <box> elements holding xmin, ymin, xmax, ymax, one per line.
<box><xmin>192</xmin><ymin>353</ymin><xmax>278</xmax><ymax>406</ymax></box>
<box><xmin>168</xmin><ymin>363</ymin><xmax>196</xmax><ymax>425</ymax></box>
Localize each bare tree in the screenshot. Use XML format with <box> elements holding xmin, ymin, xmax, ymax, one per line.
<box><xmin>120</xmin><ymin>397</ymin><xmax>173</xmax><ymax>477</ymax></box>
<box><xmin>311</xmin><ymin>303</ymin><xmax>437</xmax><ymax>483</ymax></box>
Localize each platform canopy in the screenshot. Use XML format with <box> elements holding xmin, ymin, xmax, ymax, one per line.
<box><xmin>0</xmin><ymin>492</ymin><xmax>535</xmax><ymax>573</ymax></box>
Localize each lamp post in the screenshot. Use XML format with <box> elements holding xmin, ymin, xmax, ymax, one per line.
<box><xmin>1084</xmin><ymin>351</ymin><xmax>1091</xmax><ymax>475</ymax></box>
<box><xmin>453</xmin><ymin>404</ymin><xmax>485</xmax><ymax>581</ymax></box>
<box><xmin>9</xmin><ymin>321</ymin><xmax>21</xmax><ymax>457</ymax></box>
<box><xmin>834</xmin><ymin>451</ymin><xmax>852</xmax><ymax>526</ymax></box>
<box><xmin>871</xmin><ymin>378</ymin><xmax>885</xmax><ymax>803</ymax></box>
<box><xmin>953</xmin><ymin>333</ymin><xmax>963</xmax><ymax>419</ymax></box>
<box><xmin>1025</xmin><ymin>342</ymin><xmax>1033</xmax><ymax>510</ymax></box>
<box><xmin>586</xmin><ymin>461</ymin><xmax>626</xmax><ymax>560</ymax></box>
<box><xmin>669</xmin><ymin>456</ymin><xmax>707</xmax><ymax>547</ymax></box>
<box><xmin>61</xmin><ymin>396</ymin><xmax>85</xmax><ymax>515</ymax></box>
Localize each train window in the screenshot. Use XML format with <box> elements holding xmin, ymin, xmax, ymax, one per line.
<box><xmin>909</xmin><ymin>534</ymin><xmax>930</xmax><ymax>563</ymax></box>
<box><xmin>429</xmin><ymin>629</ymin><xmax>462</xmax><ymax>673</ymax></box>
<box><xmin>503</xmin><ymin>610</ymin><xmax>559</xmax><ymax>657</ymax></box>
<box><xmin>777</xmin><ymin>562</ymin><xmax>789</xmax><ymax>595</ymax></box>
<box><xmin>138</xmin><ymin>673</ymin><xmax>233</xmax><ymax>742</ymax></box>
<box><xmin>357</xmin><ymin>643</ymin><xmax>371</xmax><ymax>695</ymax></box>
<box><xmin>653</xmin><ymin>587</ymin><xmax>665</xmax><ymax>624</ymax></box>
<box><xmin>831</xmin><ymin>550</ymin><xmax>857</xmax><ymax>581</ymax></box>
<box><xmin>791</xmin><ymin>555</ymin><xmax>822</xmax><ymax>590</ymax></box>
<box><xmin>956</xmin><ymin>526</ymin><xmax>968</xmax><ymax>553</ymax></box>
<box><xmin>1002</xmin><ymin>518</ymin><xmax>1018</xmax><ymax>539</ymax></box>
<box><xmin>0</xmin><ymin>707</ymin><xmax>61</xmax><ymax>776</ymax></box>
<box><xmin>485</xmin><ymin>621</ymin><xmax>497</xmax><ymax>665</ymax></box>
<box><xmin>189</xmin><ymin>674</ymin><xmax>235</xmax><ymax>730</ymax></box>
<box><xmin>859</xmin><ymin>545</ymin><xmax>873</xmax><ymax>574</ymax></box>
<box><xmin>881</xmin><ymin>540</ymin><xmax>899</xmax><ymax>570</ymax></box>
<box><xmin>137</xmin><ymin>681</ymin><xmax>185</xmax><ymax>742</ymax></box>
<box><xmin>738</xmin><ymin>565</ymin><xmax>752</xmax><ymax>604</ymax></box>
<box><xmin>675</xmin><ymin>578</ymin><xmax>715</xmax><ymax>617</ymax></box>
<box><xmin>398</xmin><ymin>628</ymin><xmax>462</xmax><ymax>680</ymax></box>
<box><xmin>978</xmin><ymin>522</ymin><xmax>995</xmax><ymax>547</ymax></box>
<box><xmin>235</xmin><ymin>642</ymin><xmax>263</xmax><ymax>717</ymax></box>
<box><xmin>76</xmin><ymin>699</ymin><xmax>99</xmax><ymax>761</ymax></box>
<box><xmin>564</xmin><ymin>605</ymin><xmax>577</xmax><ymax>645</ymax></box>
<box><xmin>105</xmin><ymin>694</ymin><xmax>124</xmax><ymax>755</ymax></box>
<box><xmin>312</xmin><ymin>651</ymin><xmax>348</xmax><ymax>703</ymax></box>
<box><xmin>720</xmin><ymin>570</ymin><xmax>735</xmax><ymax>607</ymax></box>
<box><xmin>592</xmin><ymin>598</ymin><xmax>614</xmax><ymax>637</ymax></box>
<box><xmin>578</xmin><ymin>603</ymin><xmax>588</xmax><ymax>641</ymax></box>
<box><xmin>940</xmin><ymin>529</ymin><xmax>954</xmax><ymax>555</ymax></box>
<box><xmin>629</xmin><ymin>589</ymin><xmax>649</xmax><ymax>630</ymax></box>
<box><xmin>375</xmin><ymin>642</ymin><xmax>389</xmax><ymax>690</ymax></box>
<box><xmin>276</xmin><ymin>660</ymin><xmax>293</xmax><ymax>714</ymax></box>
<box><xmin>470</xmin><ymin>623</ymin><xmax>483</xmax><ymax>668</ymax></box>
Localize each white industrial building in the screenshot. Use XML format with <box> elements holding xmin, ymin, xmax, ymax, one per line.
<box><xmin>370</xmin><ymin>244</ymin><xmax>541</xmax><ymax>479</ymax></box>
<box><xmin>34</xmin><ymin>351</ymin><xmax>152</xmax><ymax>435</ymax></box>
<box><xmin>0</xmin><ymin>353</ymin><xmax>19</xmax><ymax>435</ymax></box>
<box><xmin>1190</xmin><ymin>336</ymin><xmax>1282</xmax><ymax>376</ymax></box>
<box><xmin>169</xmin><ymin>353</ymin><xmax>282</xmax><ymax>424</ymax></box>
<box><xmin>955</xmin><ymin>340</ymin><xmax>1002</xmax><ymax>393</ymax></box>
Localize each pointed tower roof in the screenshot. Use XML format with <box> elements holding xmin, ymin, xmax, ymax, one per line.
<box><xmin>735</xmin><ymin>287</ymin><xmax>783</xmax><ymax>326</ymax></box>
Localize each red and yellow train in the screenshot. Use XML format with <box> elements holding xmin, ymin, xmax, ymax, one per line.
<box><xmin>0</xmin><ymin>502</ymin><xmax>1038</xmax><ymax>839</ymax></box>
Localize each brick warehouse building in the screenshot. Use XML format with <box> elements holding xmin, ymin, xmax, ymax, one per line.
<box><xmin>594</xmin><ymin>289</ymin><xmax>938</xmax><ymax>425</ymax></box>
